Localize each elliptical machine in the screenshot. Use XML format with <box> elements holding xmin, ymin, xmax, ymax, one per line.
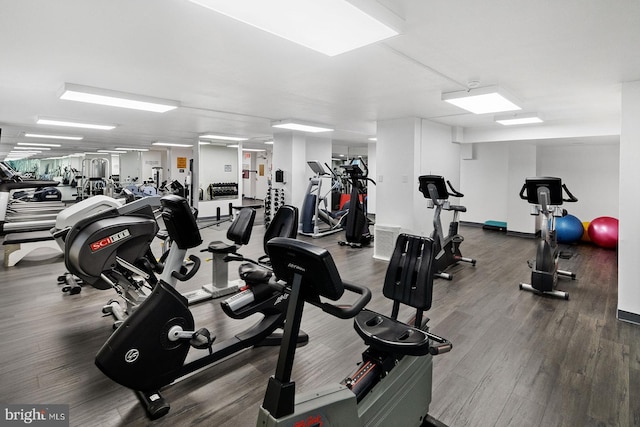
<box><xmin>300</xmin><ymin>161</ymin><xmax>345</xmax><ymax>238</ymax></box>
<box><xmin>257</xmin><ymin>234</ymin><xmax>451</xmax><ymax>426</ymax></box>
<box><xmin>94</xmin><ymin>195</ymin><xmax>308</xmax><ymax>419</ymax></box>
<box><xmin>518</xmin><ymin>177</ymin><xmax>578</xmax><ymax>300</ymax></box>
<box><xmin>339</xmin><ymin>157</ymin><xmax>375</xmax><ymax>248</ymax></box>
<box><xmin>418</xmin><ymin>175</ymin><xmax>476</xmax><ymax>280</ymax></box>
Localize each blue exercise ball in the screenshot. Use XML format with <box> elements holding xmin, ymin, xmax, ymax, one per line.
<box><xmin>556</xmin><ymin>214</ymin><xmax>584</xmax><ymax>243</ymax></box>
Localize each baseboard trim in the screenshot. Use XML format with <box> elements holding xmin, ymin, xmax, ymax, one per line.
<box><xmin>617</xmin><ymin>309</ymin><xmax>640</xmax><ymax>325</ymax></box>
<box><xmin>507</xmin><ymin>230</ymin><xmax>536</xmax><ymax>239</ymax></box>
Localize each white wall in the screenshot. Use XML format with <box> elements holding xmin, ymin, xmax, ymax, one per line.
<box><xmin>619</xmin><ymin>80</ymin><xmax>640</xmax><ymax>321</ymax></box>
<box><xmin>119</xmin><ymin>151</ymin><xmax>142</xmax><ymax>184</ymax></box>
<box><xmin>460</xmin><ymin>142</ymin><xmax>509</xmax><ymax>224</ymax></box>
<box><xmin>376</xmin><ymin>117</ymin><xmax>421</xmax><ymax>234</ymax></box>
<box><xmin>506</xmin><ymin>144</ymin><xmax>537</xmax><ymax>233</ymax></box>
<box><xmin>167</xmin><ymin>147</ymin><xmax>192</xmax><ymax>186</ymax></box>
<box><xmin>375</xmin><ymin>117</ymin><xmax>460</xmax><ymax>237</ymax></box>
<box><xmin>196</xmin><ymin>144</ymin><xmax>242</xmax><ymax>217</ymax></box>
<box><xmin>416</xmin><ymin>120</ymin><xmax>461</xmax><ymax>236</ymax></box>
<box><xmin>141</xmin><ymin>151</ymin><xmax>161</xmax><ymax>183</ymax></box>
<box><xmin>459</xmin><ymin>140</ymin><xmax>620</xmax><ymax>234</ymax></box>
<box><xmin>537</xmin><ymin>143</ymin><xmax>619</xmax><ymax>222</ymax></box>
<box><xmin>199</xmin><ymin>145</ymin><xmax>240</xmax><ymax>193</ymax></box>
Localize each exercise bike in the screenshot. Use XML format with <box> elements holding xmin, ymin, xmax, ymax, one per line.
<box><xmin>94</xmin><ymin>195</ymin><xmax>308</xmax><ymax>419</ymax></box>
<box><xmin>339</xmin><ymin>157</ymin><xmax>376</xmax><ymax>248</ymax></box>
<box><xmin>257</xmin><ymin>234</ymin><xmax>452</xmax><ymax>427</ymax></box>
<box><xmin>418</xmin><ymin>175</ymin><xmax>476</xmax><ymax>280</ymax></box>
<box><xmin>518</xmin><ymin>177</ymin><xmax>578</xmax><ymax>300</ymax></box>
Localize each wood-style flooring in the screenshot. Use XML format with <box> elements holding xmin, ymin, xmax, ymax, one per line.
<box><xmin>0</xmin><ymin>212</ymin><xmax>637</xmax><ymax>426</ymax></box>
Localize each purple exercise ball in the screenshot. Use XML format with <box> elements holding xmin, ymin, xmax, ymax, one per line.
<box><xmin>588</xmin><ymin>216</ymin><xmax>619</xmax><ymax>249</ymax></box>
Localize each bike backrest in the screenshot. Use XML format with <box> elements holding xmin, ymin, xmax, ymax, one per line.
<box><xmin>227</xmin><ymin>207</ymin><xmax>256</xmax><ymax>246</ymax></box>
<box><xmin>268</xmin><ymin>237</ymin><xmax>344</xmax><ymax>301</ymax></box>
<box><xmin>383</xmin><ymin>233</ymin><xmax>435</xmax><ymax>312</ymax></box>
<box><xmin>160</xmin><ymin>195</ymin><xmax>202</xmax><ymax>249</ymax></box>
<box><xmin>263</xmin><ymin>205</ymin><xmax>298</xmax><ymax>256</ymax></box>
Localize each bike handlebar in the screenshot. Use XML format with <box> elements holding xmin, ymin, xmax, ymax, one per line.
<box><xmin>562</xmin><ymin>183</ymin><xmax>578</xmax><ymax>203</ymax></box>
<box><xmin>171</xmin><ymin>254</ymin><xmax>201</xmax><ymax>281</ymax></box>
<box><xmin>310</xmin><ymin>281</ymin><xmax>372</xmax><ymax>319</ymax></box>
<box><xmin>445</xmin><ymin>180</ymin><xmax>464</xmax><ymax>198</ymax></box>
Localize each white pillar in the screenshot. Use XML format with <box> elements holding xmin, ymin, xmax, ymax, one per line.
<box><xmin>618</xmin><ymin>80</ymin><xmax>640</xmax><ymax>323</ymax></box>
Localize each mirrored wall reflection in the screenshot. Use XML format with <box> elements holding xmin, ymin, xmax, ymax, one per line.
<box><xmin>198</xmin><ymin>144</ymin><xmax>240</xmax><ymax>202</ymax></box>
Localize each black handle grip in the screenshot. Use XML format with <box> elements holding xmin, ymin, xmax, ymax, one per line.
<box><xmin>224</xmin><ymin>254</ymin><xmax>245</xmax><ymax>263</ymax></box>
<box><xmin>519</xmin><ymin>183</ymin><xmax>528</xmax><ymax>200</ymax></box>
<box><xmin>446</xmin><ymin>180</ymin><xmax>464</xmax><ymax>198</ymax></box>
<box><xmin>171</xmin><ymin>254</ymin><xmax>201</xmax><ymax>281</ymax></box>
<box><xmin>562</xmin><ymin>183</ymin><xmax>578</xmax><ymax>203</ymax></box>
<box><xmin>427</xmin><ymin>331</ymin><xmax>453</xmax><ymax>355</ymax></box>
<box><xmin>316</xmin><ymin>282</ymin><xmax>371</xmax><ymax>319</ymax></box>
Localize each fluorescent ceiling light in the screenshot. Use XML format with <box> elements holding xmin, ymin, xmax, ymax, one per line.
<box><xmin>25</xmin><ymin>133</ymin><xmax>83</xmax><ymax>140</ymax></box>
<box><xmin>115</xmin><ymin>147</ymin><xmax>149</xmax><ymax>152</ymax></box>
<box><xmin>187</xmin><ymin>0</ymin><xmax>400</xmax><ymax>56</ymax></box>
<box><xmin>37</xmin><ymin>117</ymin><xmax>116</xmax><ymax>130</ymax></box>
<box><xmin>59</xmin><ymin>83</ymin><xmax>179</xmax><ymax>113</ymax></box>
<box><xmin>264</xmin><ymin>140</ymin><xmax>274</xmax><ymax>145</ymax></box>
<box><xmin>495</xmin><ymin>112</ymin><xmax>544</xmax><ymax>126</ymax></box>
<box><xmin>200</xmin><ymin>134</ymin><xmax>248</xmax><ymax>141</ymax></box>
<box><xmin>227</xmin><ymin>144</ymin><xmax>239</xmax><ymax>148</ymax></box>
<box><xmin>368</xmin><ymin>137</ymin><xmax>377</xmax><ymax>141</ymax></box>
<box><xmin>17</xmin><ymin>142</ymin><xmax>61</xmax><ymax>147</ymax></box>
<box><xmin>13</xmin><ymin>146</ymin><xmax>50</xmax><ymax>151</ymax></box>
<box><xmin>98</xmin><ymin>150</ymin><xmax>127</xmax><ymax>154</ymax></box>
<box><xmin>152</xmin><ymin>142</ymin><xmax>193</xmax><ymax>147</ymax></box>
<box><xmin>442</xmin><ymin>85</ymin><xmax>521</xmax><ymax>114</ymax></box>
<box><xmin>10</xmin><ymin>150</ymin><xmax>41</xmax><ymax>154</ymax></box>
<box><xmin>243</xmin><ymin>148</ymin><xmax>266</xmax><ymax>152</ymax></box>
<box><xmin>272</xmin><ymin>119</ymin><xmax>333</xmax><ymax>133</ymax></box>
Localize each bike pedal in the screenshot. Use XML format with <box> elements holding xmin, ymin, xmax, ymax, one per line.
<box><xmin>190</xmin><ymin>328</ymin><xmax>216</xmax><ymax>349</ymax></box>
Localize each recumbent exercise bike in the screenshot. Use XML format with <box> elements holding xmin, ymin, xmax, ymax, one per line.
<box><xmin>257</xmin><ymin>234</ymin><xmax>451</xmax><ymax>426</ymax></box>
<box><xmin>93</xmin><ymin>195</ymin><xmax>307</xmax><ymax>419</ymax></box>
<box><xmin>518</xmin><ymin>177</ymin><xmax>578</xmax><ymax>300</ymax></box>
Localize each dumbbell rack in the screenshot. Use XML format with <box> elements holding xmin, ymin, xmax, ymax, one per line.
<box><xmin>264</xmin><ymin>187</ymin><xmax>285</xmax><ymax>228</ymax></box>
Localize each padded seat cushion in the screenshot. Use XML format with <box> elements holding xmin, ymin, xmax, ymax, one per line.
<box><xmin>207</xmin><ymin>241</ymin><xmax>237</xmax><ymax>254</ymax></box>
<box><xmin>354</xmin><ymin>309</ymin><xmax>431</xmax><ymax>356</ymax></box>
<box><xmin>238</xmin><ymin>262</ymin><xmax>272</xmax><ymax>283</ymax></box>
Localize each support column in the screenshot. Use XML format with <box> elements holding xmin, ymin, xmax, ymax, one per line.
<box><xmin>271</xmin><ymin>131</ymin><xmax>332</xmax><ymax>216</ymax></box>
<box><xmin>618</xmin><ymin>80</ymin><xmax>640</xmax><ymax>323</ymax></box>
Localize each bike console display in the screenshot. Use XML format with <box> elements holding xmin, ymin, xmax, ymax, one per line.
<box><xmin>418</xmin><ymin>175</ymin><xmax>449</xmax><ymax>200</ymax></box>
<box><xmin>520</xmin><ymin>177</ymin><xmax>564</xmax><ymax>205</ymax></box>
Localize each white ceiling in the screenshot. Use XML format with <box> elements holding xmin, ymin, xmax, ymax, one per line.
<box><xmin>1</xmin><ymin>0</ymin><xmax>637</xmax><ymax>160</ymax></box>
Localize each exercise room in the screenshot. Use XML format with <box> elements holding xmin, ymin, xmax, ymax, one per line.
<box><xmin>0</xmin><ymin>1</ymin><xmax>638</xmax><ymax>426</ymax></box>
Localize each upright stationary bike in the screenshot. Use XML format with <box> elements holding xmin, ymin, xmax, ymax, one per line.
<box><xmin>418</xmin><ymin>175</ymin><xmax>476</xmax><ymax>280</ymax></box>
<box><xmin>257</xmin><ymin>234</ymin><xmax>451</xmax><ymax>427</ymax></box>
<box><xmin>518</xmin><ymin>177</ymin><xmax>578</xmax><ymax>300</ymax></box>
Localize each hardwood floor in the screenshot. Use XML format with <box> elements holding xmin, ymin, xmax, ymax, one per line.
<box><xmin>0</xmin><ymin>217</ymin><xmax>637</xmax><ymax>426</ymax></box>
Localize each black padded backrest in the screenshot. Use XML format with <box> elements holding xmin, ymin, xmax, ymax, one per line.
<box><xmin>263</xmin><ymin>205</ymin><xmax>298</xmax><ymax>255</ymax></box>
<box><xmin>383</xmin><ymin>233</ymin><xmax>435</xmax><ymax>310</ymax></box>
<box><xmin>227</xmin><ymin>207</ymin><xmax>256</xmax><ymax>245</ymax></box>
<box><xmin>268</xmin><ymin>237</ymin><xmax>344</xmax><ymax>301</ymax></box>
<box><xmin>160</xmin><ymin>195</ymin><xmax>202</xmax><ymax>249</ymax></box>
